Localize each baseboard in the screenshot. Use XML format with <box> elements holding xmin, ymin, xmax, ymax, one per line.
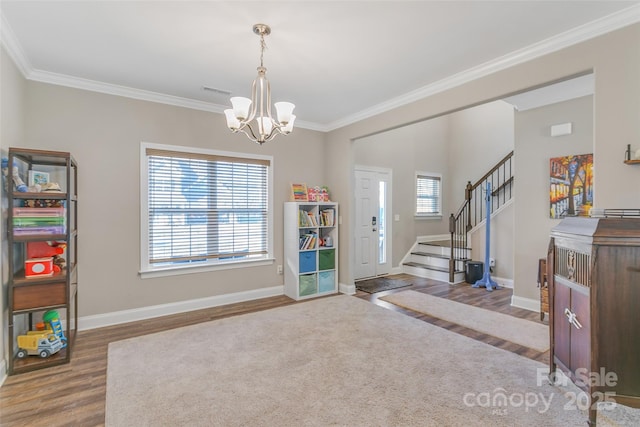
<box><xmin>0</xmin><ymin>359</ymin><xmax>6</xmax><ymax>388</ymax></box>
<box><xmin>389</xmin><ymin>266</ymin><xmax>403</xmax><ymax>275</ymax></box>
<box><xmin>492</xmin><ymin>276</ymin><xmax>513</xmax><ymax>289</ymax></box>
<box><xmin>511</xmin><ymin>295</ymin><xmax>540</xmax><ymax>313</ymax></box>
<box><xmin>340</xmin><ymin>282</ymin><xmax>356</xmax><ymax>295</ymax></box>
<box><xmin>78</xmin><ymin>285</ymin><xmax>284</xmax><ymax>331</ymax></box>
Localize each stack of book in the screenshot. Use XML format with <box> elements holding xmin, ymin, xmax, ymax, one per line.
<box><xmin>319</xmin><ymin>208</ymin><xmax>335</xmax><ymax>226</ymax></box>
<box><xmin>298</xmin><ymin>210</ymin><xmax>317</xmax><ymax>227</ymax></box>
<box><xmin>299</xmin><ymin>232</ymin><xmax>317</xmax><ymax>250</ymax></box>
<box><xmin>13</xmin><ymin>207</ymin><xmax>66</xmax><ymax>235</ymax></box>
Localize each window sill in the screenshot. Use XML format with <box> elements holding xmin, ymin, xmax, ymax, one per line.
<box><xmin>140</xmin><ymin>257</ymin><xmax>275</xmax><ymax>279</ymax></box>
<box><xmin>414</xmin><ymin>214</ymin><xmax>443</xmax><ymax>220</ymax></box>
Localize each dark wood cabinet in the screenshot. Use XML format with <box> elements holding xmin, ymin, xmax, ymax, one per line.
<box><xmin>548</xmin><ymin>217</ymin><xmax>640</xmax><ymax>425</ymax></box>
<box><xmin>6</xmin><ymin>148</ymin><xmax>78</xmax><ymax>375</ymax></box>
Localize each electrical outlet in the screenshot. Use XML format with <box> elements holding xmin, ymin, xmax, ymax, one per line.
<box><xmin>489</xmin><ymin>258</ymin><xmax>496</xmax><ymax>267</ymax></box>
<box><xmin>277</xmin><ymin>265</ymin><xmax>283</xmax><ymax>275</ymax></box>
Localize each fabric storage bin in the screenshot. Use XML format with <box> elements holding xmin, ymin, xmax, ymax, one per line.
<box><xmin>318</xmin><ymin>271</ymin><xmax>335</xmax><ymax>293</ymax></box>
<box><xmin>318</xmin><ymin>249</ymin><xmax>335</xmax><ymax>270</ymax></box>
<box><xmin>299</xmin><ymin>273</ymin><xmax>317</xmax><ymax>297</ymax></box>
<box><xmin>299</xmin><ymin>251</ymin><xmax>316</xmax><ymax>273</ymax></box>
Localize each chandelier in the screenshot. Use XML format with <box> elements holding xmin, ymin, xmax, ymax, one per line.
<box><xmin>224</xmin><ymin>24</ymin><xmax>296</xmax><ymax>144</ymax></box>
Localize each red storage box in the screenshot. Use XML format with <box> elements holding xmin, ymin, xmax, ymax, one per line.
<box><xmin>25</xmin><ymin>258</ymin><xmax>54</xmax><ymax>278</ymax></box>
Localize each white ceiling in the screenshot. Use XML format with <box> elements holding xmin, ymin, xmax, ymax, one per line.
<box><xmin>1</xmin><ymin>1</ymin><xmax>639</xmax><ymax>131</ymax></box>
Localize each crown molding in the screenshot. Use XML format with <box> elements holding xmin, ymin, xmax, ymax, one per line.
<box><xmin>324</xmin><ymin>3</ymin><xmax>640</xmax><ymax>131</ymax></box>
<box><xmin>0</xmin><ymin>11</ymin><xmax>32</xmax><ymax>76</ymax></box>
<box><xmin>2</xmin><ymin>4</ymin><xmax>639</xmax><ymax>133</ymax></box>
<box><xmin>27</xmin><ymin>69</ymin><xmax>326</xmax><ymax>131</ymax></box>
<box><xmin>29</xmin><ymin>68</ymin><xmax>229</xmax><ymax>112</ymax></box>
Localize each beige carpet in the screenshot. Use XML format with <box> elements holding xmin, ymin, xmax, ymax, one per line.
<box><xmin>381</xmin><ymin>290</ymin><xmax>550</xmax><ymax>352</ymax></box>
<box><xmin>106</xmin><ymin>295</ymin><xmax>639</xmax><ymax>426</ymax></box>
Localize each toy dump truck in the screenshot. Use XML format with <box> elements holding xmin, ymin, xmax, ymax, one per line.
<box><xmin>16</xmin><ymin>331</ymin><xmax>63</xmax><ymax>359</ymax></box>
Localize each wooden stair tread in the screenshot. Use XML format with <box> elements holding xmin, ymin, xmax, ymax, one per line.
<box><xmin>410</xmin><ymin>251</ymin><xmax>469</xmax><ymax>261</ymax></box>
<box><xmin>418</xmin><ymin>242</ymin><xmax>471</xmax><ymax>251</ymax></box>
<box><xmin>403</xmin><ymin>261</ymin><xmax>464</xmax><ymax>274</ymax></box>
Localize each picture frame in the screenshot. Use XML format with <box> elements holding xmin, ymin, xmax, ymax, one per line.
<box><xmin>28</xmin><ymin>170</ymin><xmax>50</xmax><ymax>187</ymax></box>
<box><xmin>290</xmin><ymin>183</ymin><xmax>308</xmax><ymax>202</ymax></box>
<box><xmin>549</xmin><ymin>153</ymin><xmax>593</xmax><ymax>218</ymax></box>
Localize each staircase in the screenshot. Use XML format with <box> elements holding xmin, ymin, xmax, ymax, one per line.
<box><xmin>401</xmin><ymin>151</ymin><xmax>514</xmax><ymax>284</ymax></box>
<box><xmin>402</xmin><ymin>240</ymin><xmax>469</xmax><ymax>283</ymax></box>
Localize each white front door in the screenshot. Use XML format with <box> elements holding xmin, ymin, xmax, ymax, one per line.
<box><xmin>354</xmin><ymin>167</ymin><xmax>391</xmax><ymax>280</ymax></box>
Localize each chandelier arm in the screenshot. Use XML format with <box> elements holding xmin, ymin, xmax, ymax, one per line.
<box><xmin>238</xmin><ymin>123</ymin><xmax>265</xmax><ymax>144</ymax></box>
<box><xmin>244</xmin><ymin>122</ymin><xmax>260</xmax><ymax>141</ymax></box>
<box><xmin>245</xmin><ymin>75</ymin><xmax>259</xmax><ymax>125</ymax></box>
<box><xmin>264</xmin><ymin>76</ymin><xmax>274</xmax><ymax>123</ymax></box>
<box><xmin>262</xmin><ymin>127</ymin><xmax>280</xmax><ymax>143</ymax></box>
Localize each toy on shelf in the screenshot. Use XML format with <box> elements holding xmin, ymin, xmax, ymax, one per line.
<box><xmin>26</xmin><ymin>241</ymin><xmax>66</xmax><ymax>273</ymax></box>
<box><xmin>2</xmin><ymin>157</ymin><xmax>28</xmax><ymax>192</ymax></box>
<box><xmin>43</xmin><ymin>310</ymin><xmax>67</xmax><ymax>348</ymax></box>
<box><xmin>1</xmin><ymin>158</ymin><xmax>62</xmax><ymax>193</ymax></box>
<box><xmin>15</xmin><ymin>330</ymin><xmax>63</xmax><ymax>359</ymax></box>
<box><xmin>320</xmin><ymin>186</ymin><xmax>330</xmax><ymax>202</ymax></box>
<box><xmin>25</xmin><ymin>257</ymin><xmax>54</xmax><ymax>278</ymax></box>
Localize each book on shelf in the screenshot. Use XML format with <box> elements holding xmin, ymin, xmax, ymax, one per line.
<box><xmin>298</xmin><ymin>210</ymin><xmax>318</xmax><ymax>227</ymax></box>
<box><xmin>307</xmin><ymin>212</ymin><xmax>317</xmax><ymax>226</ymax></box>
<box><xmin>319</xmin><ymin>208</ymin><xmax>335</xmax><ymax>226</ymax></box>
<box><xmin>299</xmin><ymin>232</ymin><xmax>317</xmax><ymax>250</ymax></box>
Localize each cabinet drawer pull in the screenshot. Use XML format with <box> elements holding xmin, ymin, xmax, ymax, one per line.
<box><xmin>564</xmin><ymin>308</ymin><xmax>583</xmax><ymax>330</ymax></box>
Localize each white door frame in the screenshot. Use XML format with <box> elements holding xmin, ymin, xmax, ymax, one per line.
<box><xmin>353</xmin><ymin>165</ymin><xmax>392</xmax><ymax>280</ymax></box>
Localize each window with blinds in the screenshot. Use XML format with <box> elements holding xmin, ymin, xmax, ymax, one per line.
<box><xmin>141</xmin><ymin>144</ymin><xmax>272</xmax><ymax>274</ymax></box>
<box><xmin>416</xmin><ymin>172</ymin><xmax>442</xmax><ymax>216</ymax></box>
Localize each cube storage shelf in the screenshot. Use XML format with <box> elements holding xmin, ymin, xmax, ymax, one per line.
<box><xmin>6</xmin><ymin>148</ymin><xmax>78</xmax><ymax>375</ymax></box>
<box><xmin>284</xmin><ymin>202</ymin><xmax>338</xmax><ymax>300</ymax></box>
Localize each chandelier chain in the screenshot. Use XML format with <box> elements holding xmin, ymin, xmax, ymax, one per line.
<box><xmin>259</xmin><ymin>34</ymin><xmax>267</xmax><ymax>68</ymax></box>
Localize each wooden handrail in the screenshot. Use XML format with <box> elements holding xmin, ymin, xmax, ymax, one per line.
<box><xmin>469</xmin><ymin>151</ymin><xmax>513</xmax><ymax>192</ymax></box>
<box><xmin>448</xmin><ymin>150</ymin><xmax>514</xmax><ymax>282</ymax></box>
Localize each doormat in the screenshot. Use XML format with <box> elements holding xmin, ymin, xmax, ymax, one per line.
<box><xmin>355</xmin><ymin>278</ymin><xmax>412</xmax><ymax>294</ymax></box>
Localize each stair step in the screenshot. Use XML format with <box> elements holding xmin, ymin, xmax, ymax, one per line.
<box><xmin>410</xmin><ymin>251</ymin><xmax>470</xmax><ymax>261</ymax></box>
<box><xmin>419</xmin><ymin>240</ymin><xmax>450</xmax><ymax>247</ymax></box>
<box><xmin>419</xmin><ymin>242</ymin><xmax>471</xmax><ymax>251</ymax></box>
<box><xmin>403</xmin><ymin>261</ymin><xmax>464</xmax><ymax>274</ymax></box>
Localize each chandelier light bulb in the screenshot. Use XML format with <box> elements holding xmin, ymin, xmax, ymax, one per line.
<box><xmin>274</xmin><ymin>102</ymin><xmax>295</xmax><ymax>124</ymax></box>
<box><xmin>230</xmin><ymin>97</ymin><xmax>252</xmax><ymax>121</ymax></box>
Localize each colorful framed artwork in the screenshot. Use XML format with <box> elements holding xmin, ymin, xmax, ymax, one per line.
<box><xmin>28</xmin><ymin>170</ymin><xmax>50</xmax><ymax>186</ymax></box>
<box><xmin>549</xmin><ymin>153</ymin><xmax>593</xmax><ymax>218</ymax></box>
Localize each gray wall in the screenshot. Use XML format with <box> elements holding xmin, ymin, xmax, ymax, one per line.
<box><xmin>514</xmin><ymin>95</ymin><xmax>593</xmax><ymax>302</ymax></box>
<box><xmin>1</xmin><ymin>47</ymin><xmax>26</xmax><ymax>379</ymax></box>
<box><xmin>325</xmin><ymin>23</ymin><xmax>640</xmax><ymax>305</ymax></box>
<box><xmin>448</xmin><ymin>101</ymin><xmax>515</xmax><ymax>209</ymax></box>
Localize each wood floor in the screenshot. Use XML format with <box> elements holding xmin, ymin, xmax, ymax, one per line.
<box><xmin>0</xmin><ymin>274</ymin><xmax>548</xmax><ymax>427</ymax></box>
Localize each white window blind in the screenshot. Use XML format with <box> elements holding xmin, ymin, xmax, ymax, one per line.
<box><xmin>416</xmin><ymin>173</ymin><xmax>441</xmax><ymax>216</ymax></box>
<box><xmin>145</xmin><ymin>147</ymin><xmax>270</xmax><ymax>268</ymax></box>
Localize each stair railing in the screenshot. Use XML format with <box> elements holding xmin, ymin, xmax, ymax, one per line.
<box><xmin>449</xmin><ymin>151</ymin><xmax>514</xmax><ymax>282</ymax></box>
